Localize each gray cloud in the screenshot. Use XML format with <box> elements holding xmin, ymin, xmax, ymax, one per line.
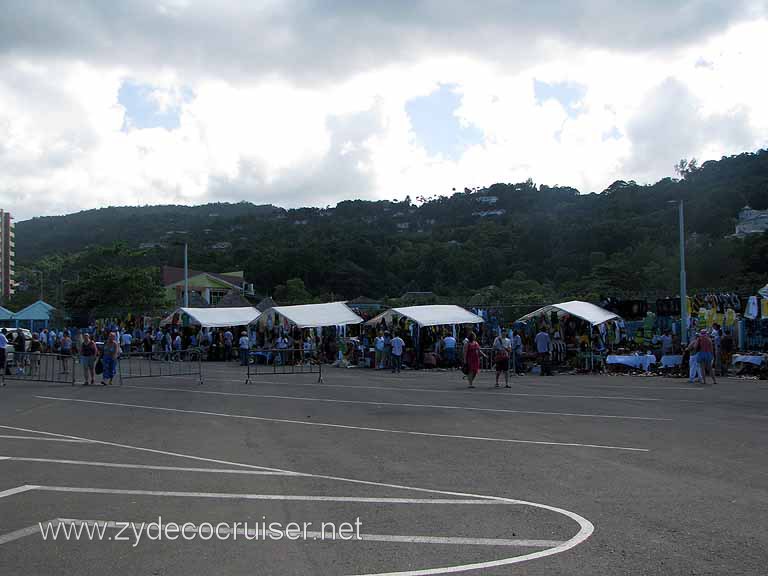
<box><xmin>623</xmin><ymin>77</ymin><xmax>756</xmax><ymax>181</ymax></box>
<box><xmin>209</xmin><ymin>105</ymin><xmax>385</xmax><ymax>208</ymax></box>
<box><xmin>0</xmin><ymin>1</ymin><xmax>762</xmax><ymax>84</ymax></box>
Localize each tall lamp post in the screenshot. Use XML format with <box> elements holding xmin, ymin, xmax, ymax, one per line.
<box><xmin>669</xmin><ymin>200</ymin><xmax>688</xmax><ymax>345</ymax></box>
<box><xmin>30</xmin><ymin>269</ymin><xmax>43</xmax><ymax>300</ymax></box>
<box><xmin>184</xmin><ymin>242</ymin><xmax>189</xmax><ymax>308</ymax></box>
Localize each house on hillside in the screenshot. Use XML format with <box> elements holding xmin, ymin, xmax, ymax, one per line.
<box><xmin>162</xmin><ymin>266</ymin><xmax>248</xmax><ymax>307</ymax></box>
<box><xmin>472</xmin><ymin>209</ymin><xmax>506</xmax><ymax>217</ymax></box>
<box><xmin>347</xmin><ymin>296</ymin><xmax>386</xmax><ymax>314</ymax></box>
<box><xmin>733</xmin><ymin>205</ymin><xmax>768</xmax><ymax>237</ymax></box>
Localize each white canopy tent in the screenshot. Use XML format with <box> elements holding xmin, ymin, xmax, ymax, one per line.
<box><xmin>162</xmin><ymin>306</ymin><xmax>261</xmax><ymax>328</ymax></box>
<box><xmin>265</xmin><ymin>302</ymin><xmax>363</xmax><ymax>328</ymax></box>
<box><xmin>366</xmin><ymin>305</ymin><xmax>484</xmax><ymax>328</ymax></box>
<box><xmin>517</xmin><ymin>300</ymin><xmax>619</xmax><ymax>326</ymax></box>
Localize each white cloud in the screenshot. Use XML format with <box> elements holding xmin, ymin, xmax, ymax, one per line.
<box><xmin>0</xmin><ymin>4</ymin><xmax>767</xmax><ymax>219</ymax></box>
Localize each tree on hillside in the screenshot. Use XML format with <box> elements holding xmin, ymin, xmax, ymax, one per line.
<box><xmin>63</xmin><ymin>267</ymin><xmax>165</xmax><ymax>320</ymax></box>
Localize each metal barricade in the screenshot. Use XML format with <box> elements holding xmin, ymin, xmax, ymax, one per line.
<box><xmin>477</xmin><ymin>347</ymin><xmax>516</xmax><ymax>378</ymax></box>
<box><xmin>244</xmin><ymin>348</ymin><xmax>323</xmax><ymax>384</ymax></box>
<box><xmin>118</xmin><ymin>348</ymin><xmax>203</xmax><ymax>385</ymax></box>
<box><xmin>1</xmin><ymin>351</ymin><xmax>76</xmax><ymax>386</ymax></box>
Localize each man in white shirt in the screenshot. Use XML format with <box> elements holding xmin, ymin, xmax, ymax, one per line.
<box><xmin>239</xmin><ymin>331</ymin><xmax>251</xmax><ymax>366</ymax></box>
<box><xmin>122</xmin><ymin>331</ymin><xmax>133</xmax><ymax>353</ymax></box>
<box><xmin>534</xmin><ymin>329</ymin><xmax>552</xmax><ymax>376</ymax></box>
<box><xmin>390</xmin><ymin>333</ymin><xmax>405</xmax><ymax>374</ymax></box>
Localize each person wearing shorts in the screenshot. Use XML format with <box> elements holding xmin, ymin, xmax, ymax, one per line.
<box><xmin>696</xmin><ymin>329</ymin><xmax>717</xmax><ymax>385</ymax></box>
<box><xmin>80</xmin><ymin>333</ymin><xmax>97</xmax><ymax>385</ymax></box>
<box><xmin>493</xmin><ymin>334</ymin><xmax>511</xmax><ymax>388</ymax></box>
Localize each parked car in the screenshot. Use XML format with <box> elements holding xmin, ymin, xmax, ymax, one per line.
<box><xmin>5</xmin><ymin>328</ymin><xmax>33</xmax><ymax>367</ymax></box>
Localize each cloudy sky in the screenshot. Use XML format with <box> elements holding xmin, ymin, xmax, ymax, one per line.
<box><xmin>1</xmin><ymin>1</ymin><xmax>767</xmax><ymax>220</ymax></box>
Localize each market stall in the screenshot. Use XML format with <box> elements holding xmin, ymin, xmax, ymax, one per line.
<box><xmin>161</xmin><ymin>306</ymin><xmax>261</xmax><ymax>328</ymax></box>
<box><xmin>365</xmin><ymin>305</ymin><xmax>484</xmax><ymax>328</ymax></box>
<box><xmin>364</xmin><ymin>305</ymin><xmax>484</xmax><ymax>369</ymax></box>
<box><xmin>265</xmin><ymin>302</ymin><xmax>364</xmax><ymax>328</ymax></box>
<box><xmin>516</xmin><ymin>300</ymin><xmax>623</xmax><ymax>372</ymax></box>
<box><xmin>253</xmin><ymin>302</ymin><xmax>364</xmax><ymax>364</ymax></box>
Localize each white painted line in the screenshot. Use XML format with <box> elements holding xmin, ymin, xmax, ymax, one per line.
<box><xmin>0</xmin><ymin>456</ymin><xmax>296</xmax><ymax>476</ymax></box>
<box><xmin>122</xmin><ymin>385</ymin><xmax>671</xmax><ymax>421</ymax></box>
<box><xmin>32</xmin><ymin>485</ymin><xmax>508</xmax><ymax>505</ymax></box>
<box><xmin>0</xmin><ymin>434</ymin><xmax>92</xmax><ymax>444</ymax></box>
<box><xmin>1</xmin><ymin>518</ymin><xmax>565</xmax><ymax>549</ymax></box>
<box><xmin>0</xmin><ymin>521</ymin><xmax>51</xmax><ymax>545</ymax></box>
<box><xmin>0</xmin><ymin>424</ymin><xmax>595</xmax><ymax>575</ymax></box>
<box><xmin>176</xmin><ymin>374</ymin><xmax>690</xmax><ymax>402</ymax></box>
<box><xmin>0</xmin><ymin>485</ymin><xmax>38</xmax><ymax>499</ymax></box>
<box><xmin>35</xmin><ymin>396</ymin><xmax>650</xmax><ymax>452</ymax></box>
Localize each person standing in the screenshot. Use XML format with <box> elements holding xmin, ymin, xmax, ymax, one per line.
<box><xmin>239</xmin><ymin>331</ymin><xmax>250</xmax><ymax>366</ymax></box>
<box><xmin>100</xmin><ymin>332</ymin><xmax>121</xmax><ymax>386</ymax></box>
<box><xmin>172</xmin><ymin>332</ymin><xmax>182</xmax><ymax>360</ymax></box>
<box><xmin>80</xmin><ymin>333</ymin><xmax>97</xmax><ymax>386</ymax></box>
<box><xmin>29</xmin><ymin>333</ymin><xmax>42</xmax><ymax>376</ymax></box>
<box><xmin>374</xmin><ymin>332</ymin><xmax>385</xmax><ymax>369</ymax></box>
<box><xmin>720</xmin><ymin>330</ymin><xmax>734</xmax><ymax>377</ymax></box>
<box><xmin>710</xmin><ymin>324</ymin><xmax>722</xmax><ymax>376</ymax></box>
<box><xmin>59</xmin><ymin>331</ymin><xmax>72</xmax><ymax>374</ymax></box>
<box><xmin>223</xmin><ymin>329</ymin><xmax>234</xmax><ymax>362</ymax></box>
<box><xmin>390</xmin><ymin>333</ymin><xmax>405</xmax><ymax>374</ymax></box>
<box><xmin>512</xmin><ymin>330</ymin><xmax>524</xmax><ymax>375</ymax></box>
<box><xmin>122</xmin><ymin>331</ymin><xmax>133</xmax><ymax>355</ymax></box>
<box><xmin>383</xmin><ymin>331</ymin><xmax>392</xmax><ymax>370</ymax></box>
<box><xmin>661</xmin><ymin>330</ymin><xmax>674</xmax><ymax>356</ymax></box>
<box><xmin>534</xmin><ymin>328</ymin><xmax>552</xmax><ymax>376</ymax></box>
<box><xmin>686</xmin><ymin>334</ymin><xmax>702</xmax><ymax>384</ymax></box>
<box><xmin>492</xmin><ymin>332</ymin><xmax>511</xmax><ymax>388</ymax></box>
<box><xmin>443</xmin><ymin>333</ymin><xmax>457</xmax><ymax>369</ymax></box>
<box><xmin>463</xmin><ymin>332</ymin><xmax>482</xmax><ymax>388</ymax></box>
<box><xmin>0</xmin><ymin>328</ymin><xmax>8</xmax><ymax>379</ymax></box>
<box><xmin>696</xmin><ymin>329</ymin><xmax>717</xmax><ymax>385</ymax></box>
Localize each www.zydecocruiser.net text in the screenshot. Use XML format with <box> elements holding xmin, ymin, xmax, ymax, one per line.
<box><xmin>38</xmin><ymin>517</ymin><xmax>364</xmax><ymax>547</ymax></box>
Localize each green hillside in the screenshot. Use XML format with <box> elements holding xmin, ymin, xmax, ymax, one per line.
<box><xmin>10</xmin><ymin>150</ymin><xmax>768</xmax><ymax>309</ymax></box>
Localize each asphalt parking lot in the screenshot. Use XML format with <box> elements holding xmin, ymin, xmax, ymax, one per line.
<box><xmin>1</xmin><ymin>364</ymin><xmax>767</xmax><ymax>575</ymax></box>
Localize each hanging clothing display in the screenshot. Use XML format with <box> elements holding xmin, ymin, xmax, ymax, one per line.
<box><xmin>745</xmin><ymin>296</ymin><xmax>759</xmax><ymax>320</ymax></box>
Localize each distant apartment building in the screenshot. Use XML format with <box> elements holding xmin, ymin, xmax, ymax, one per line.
<box><xmin>0</xmin><ymin>210</ymin><xmax>14</xmax><ymax>302</ymax></box>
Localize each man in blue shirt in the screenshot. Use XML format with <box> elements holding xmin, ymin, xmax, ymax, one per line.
<box><xmin>535</xmin><ymin>329</ymin><xmax>552</xmax><ymax>376</ymax></box>
<box><xmin>390</xmin><ymin>333</ymin><xmax>405</xmax><ymax>374</ymax></box>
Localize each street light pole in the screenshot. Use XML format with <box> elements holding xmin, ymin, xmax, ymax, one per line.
<box><xmin>30</xmin><ymin>269</ymin><xmax>43</xmax><ymax>300</ymax></box>
<box><xmin>677</xmin><ymin>200</ymin><xmax>688</xmax><ymax>346</ymax></box>
<box><xmin>183</xmin><ymin>242</ymin><xmax>189</xmax><ymax>308</ymax></box>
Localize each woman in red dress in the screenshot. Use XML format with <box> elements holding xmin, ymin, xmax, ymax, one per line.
<box><xmin>464</xmin><ymin>332</ymin><xmax>482</xmax><ymax>388</ymax></box>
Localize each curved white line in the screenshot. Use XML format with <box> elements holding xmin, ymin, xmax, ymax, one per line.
<box><xmin>0</xmin><ymin>423</ymin><xmax>594</xmax><ymax>575</ymax></box>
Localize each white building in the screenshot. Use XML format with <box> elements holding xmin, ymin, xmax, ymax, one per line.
<box><xmin>0</xmin><ymin>210</ymin><xmax>14</xmax><ymax>301</ymax></box>
<box><xmin>734</xmin><ymin>205</ymin><xmax>768</xmax><ymax>237</ymax></box>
